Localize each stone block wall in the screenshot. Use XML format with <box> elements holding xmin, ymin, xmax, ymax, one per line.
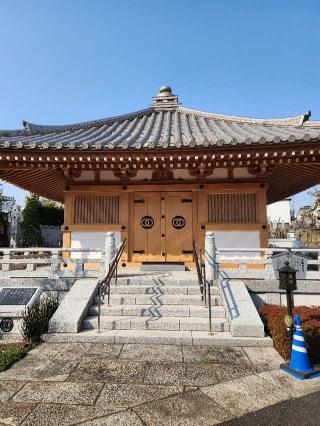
<box><xmin>247</xmin><ymin>279</ymin><xmax>320</xmax><ymax>310</ymax></box>
<box><xmin>0</xmin><ymin>277</ymin><xmax>75</xmax><ymax>303</ymax></box>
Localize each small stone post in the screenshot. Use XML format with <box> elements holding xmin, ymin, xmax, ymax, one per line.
<box><xmin>2</xmin><ymin>249</ymin><xmax>11</xmax><ymax>271</ymax></box>
<box><xmin>205</xmin><ymin>232</ymin><xmax>217</xmax><ymax>283</ymax></box>
<box><xmin>51</xmin><ymin>251</ymin><xmax>60</xmax><ymax>275</ymax></box>
<box><xmin>104</xmin><ymin>232</ymin><xmax>116</xmax><ymax>271</ymax></box>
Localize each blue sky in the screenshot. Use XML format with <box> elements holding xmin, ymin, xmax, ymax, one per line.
<box><xmin>0</xmin><ymin>0</ymin><xmax>319</xmax><ymax>210</ymax></box>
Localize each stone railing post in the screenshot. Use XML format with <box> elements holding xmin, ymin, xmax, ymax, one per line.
<box><xmin>104</xmin><ymin>232</ymin><xmax>116</xmax><ymax>270</ymax></box>
<box><xmin>2</xmin><ymin>249</ymin><xmax>11</xmax><ymax>271</ymax></box>
<box><xmin>51</xmin><ymin>250</ymin><xmax>60</xmax><ymax>275</ymax></box>
<box><xmin>26</xmin><ymin>250</ymin><xmax>35</xmax><ymax>271</ymax></box>
<box><xmin>26</xmin><ymin>262</ymin><xmax>36</xmax><ymax>271</ymax></box>
<box><xmin>205</xmin><ymin>232</ymin><xmax>218</xmax><ymax>283</ymax></box>
<box><xmin>75</xmin><ymin>258</ymin><xmax>84</xmax><ymax>275</ymax></box>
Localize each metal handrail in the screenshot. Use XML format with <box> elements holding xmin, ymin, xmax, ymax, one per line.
<box><xmin>192</xmin><ymin>239</ymin><xmax>212</xmax><ymax>334</ymax></box>
<box><xmin>192</xmin><ymin>239</ymin><xmax>204</xmax><ymax>300</ymax></box>
<box><xmin>97</xmin><ymin>239</ymin><xmax>127</xmax><ymax>333</ymax></box>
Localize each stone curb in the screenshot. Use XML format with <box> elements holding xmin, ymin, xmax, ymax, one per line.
<box><xmin>48</xmin><ymin>279</ymin><xmax>98</xmax><ymax>333</ymax></box>
<box><xmin>220</xmin><ymin>279</ymin><xmax>265</xmax><ymax>337</ymax></box>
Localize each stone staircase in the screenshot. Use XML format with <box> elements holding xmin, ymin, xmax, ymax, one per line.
<box><xmin>44</xmin><ymin>270</ymin><xmax>272</xmax><ymax>346</ymax></box>
<box><xmin>82</xmin><ymin>273</ymin><xmax>229</xmax><ymax>335</ymax></box>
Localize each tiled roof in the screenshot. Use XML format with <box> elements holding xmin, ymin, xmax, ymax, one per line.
<box><xmin>0</xmin><ymin>86</ymin><xmax>319</xmax><ymax>151</ymax></box>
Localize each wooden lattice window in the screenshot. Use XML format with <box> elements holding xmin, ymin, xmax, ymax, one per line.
<box><xmin>73</xmin><ymin>195</ymin><xmax>119</xmax><ymax>224</ymax></box>
<box><xmin>207</xmin><ymin>193</ymin><xmax>257</xmax><ymax>223</ymax></box>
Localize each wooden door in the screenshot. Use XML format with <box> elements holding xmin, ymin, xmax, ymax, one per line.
<box><xmin>132</xmin><ymin>192</ymin><xmax>162</xmax><ymax>262</ymax></box>
<box><xmin>165</xmin><ymin>192</ymin><xmax>193</xmax><ymax>262</ymax></box>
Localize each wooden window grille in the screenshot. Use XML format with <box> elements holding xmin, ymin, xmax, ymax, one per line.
<box><xmin>207</xmin><ymin>193</ymin><xmax>257</xmax><ymax>223</ymax></box>
<box><xmin>73</xmin><ymin>195</ymin><xmax>119</xmax><ymax>224</ymax></box>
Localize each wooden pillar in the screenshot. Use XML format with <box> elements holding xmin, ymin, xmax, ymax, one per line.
<box><xmin>62</xmin><ymin>230</ymin><xmax>71</xmax><ymax>248</ymax></box>
<box><xmin>257</xmin><ymin>184</ymin><xmax>268</xmax><ymax>248</ymax></box>
<box><xmin>197</xmin><ymin>189</ymin><xmax>207</xmax><ymax>253</ymax></box>
<box><xmin>63</xmin><ymin>192</ymin><xmax>73</xmax><ymax>226</ymax></box>
<box><xmin>62</xmin><ymin>192</ymin><xmax>72</xmax><ymax>258</ymax></box>
<box><xmin>120</xmin><ymin>192</ymin><xmax>129</xmax><ymax>263</ymax></box>
<box><xmin>62</xmin><ymin>229</ymin><xmax>71</xmax><ymax>262</ymax></box>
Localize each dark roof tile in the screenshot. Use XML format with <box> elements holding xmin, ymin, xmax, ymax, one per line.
<box><xmin>0</xmin><ymin>89</ymin><xmax>319</xmax><ymax>150</ymax></box>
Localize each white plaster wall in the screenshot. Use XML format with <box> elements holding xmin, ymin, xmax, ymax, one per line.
<box><xmin>70</xmin><ymin>231</ymin><xmax>121</xmax><ymax>259</ymax></box>
<box><xmin>212</xmin><ymin>168</ymin><xmax>228</xmax><ymax>179</ymax></box>
<box><xmin>173</xmin><ymin>169</ymin><xmax>192</xmax><ymax>180</ymax></box>
<box><xmin>74</xmin><ymin>171</ymin><xmax>96</xmax><ymax>182</ymax></box>
<box><xmin>130</xmin><ymin>170</ymin><xmax>154</xmax><ymax>181</ymax></box>
<box><xmin>100</xmin><ymin>171</ymin><xmax>115</xmax><ymax>180</ymax></box>
<box><xmin>211</xmin><ymin>230</ymin><xmax>260</xmax><ymax>258</ymax></box>
<box><xmin>267</xmin><ymin>200</ymin><xmax>292</xmax><ymax>223</ymax></box>
<box><xmin>233</xmin><ymin>167</ymin><xmax>255</xmax><ymax>179</ymax></box>
<box><xmin>71</xmin><ymin>167</ymin><xmax>257</xmax><ymax>183</ymax></box>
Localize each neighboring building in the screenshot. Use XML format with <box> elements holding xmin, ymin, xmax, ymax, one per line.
<box><xmin>0</xmin><ymin>85</ymin><xmax>320</xmax><ymax>265</ymax></box>
<box><xmin>267</xmin><ymin>199</ymin><xmax>293</xmax><ymax>224</ymax></box>
<box><xmin>267</xmin><ymin>198</ymin><xmax>293</xmax><ymax>240</ymax></box>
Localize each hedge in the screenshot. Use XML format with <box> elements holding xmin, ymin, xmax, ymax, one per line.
<box><xmin>260</xmin><ymin>304</ymin><xmax>320</xmax><ymax>363</ymax></box>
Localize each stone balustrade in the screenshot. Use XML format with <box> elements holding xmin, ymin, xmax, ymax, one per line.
<box><xmin>0</xmin><ymin>248</ymin><xmax>107</xmax><ymax>278</ymax></box>
<box><xmin>215</xmin><ymin>248</ymin><xmax>320</xmax><ymax>280</ymax></box>
<box><xmin>204</xmin><ymin>233</ymin><xmax>320</xmax><ymax>282</ymax></box>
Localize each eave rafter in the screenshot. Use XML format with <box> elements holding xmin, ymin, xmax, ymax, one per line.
<box><xmin>0</xmin><ymin>142</ymin><xmax>319</xmax><ymax>169</ymax></box>
<box><xmin>0</xmin><ymin>142</ymin><xmax>319</xmax><ymax>203</ymax></box>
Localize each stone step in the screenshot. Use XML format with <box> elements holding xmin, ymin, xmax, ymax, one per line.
<box><xmin>83</xmin><ymin>315</ymin><xmax>229</xmax><ymax>332</ymax></box>
<box><xmin>111</xmin><ymin>277</ymin><xmax>201</xmax><ymax>287</ymax></box>
<box><xmin>88</xmin><ymin>304</ymin><xmax>226</xmax><ymax>318</ymax></box>
<box><xmin>43</xmin><ymin>330</ymin><xmax>273</xmax><ymax>347</ymax></box>
<box><xmin>141</xmin><ymin>263</ymin><xmax>186</xmax><ymax>271</ymax></box>
<box><xmin>109</xmin><ymin>285</ymin><xmax>219</xmax><ymax>296</ymax></box>
<box><xmin>93</xmin><ymin>294</ymin><xmax>222</xmax><ymax>306</ymax></box>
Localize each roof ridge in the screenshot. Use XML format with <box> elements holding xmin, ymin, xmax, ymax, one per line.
<box><xmin>14</xmin><ymin>106</ymin><xmax>313</xmax><ymax>134</ymax></box>
<box><xmin>178</xmin><ymin>106</ymin><xmax>309</xmax><ymax>126</ymax></box>
<box><xmin>303</xmin><ymin>120</ymin><xmax>320</xmax><ymax>128</ymax></box>
<box><xmin>22</xmin><ymin>107</ymin><xmax>154</xmax><ymax>133</ymax></box>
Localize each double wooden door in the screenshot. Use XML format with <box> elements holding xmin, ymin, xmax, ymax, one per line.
<box><xmin>132</xmin><ymin>192</ymin><xmax>193</xmax><ymax>262</ymax></box>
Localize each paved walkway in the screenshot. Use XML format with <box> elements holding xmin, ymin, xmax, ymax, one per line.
<box><xmin>0</xmin><ymin>343</ymin><xmax>320</xmax><ymax>425</ymax></box>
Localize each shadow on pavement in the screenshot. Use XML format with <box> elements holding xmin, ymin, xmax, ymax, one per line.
<box><xmin>220</xmin><ymin>390</ymin><xmax>320</xmax><ymax>426</ymax></box>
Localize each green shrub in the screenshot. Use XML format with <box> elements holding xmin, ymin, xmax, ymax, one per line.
<box><xmin>17</xmin><ymin>194</ymin><xmax>43</xmax><ymax>247</ymax></box>
<box><xmin>0</xmin><ymin>346</ymin><xmax>30</xmax><ymax>372</ymax></box>
<box><xmin>39</xmin><ymin>201</ymin><xmax>64</xmax><ymax>226</ymax></box>
<box><xmin>17</xmin><ymin>195</ymin><xmax>64</xmax><ymax>247</ymax></box>
<box><xmin>20</xmin><ymin>296</ymin><xmax>59</xmax><ymax>343</ymax></box>
<box><xmin>260</xmin><ymin>304</ymin><xmax>320</xmax><ymax>363</ymax></box>
<box><xmin>0</xmin><ymin>195</ymin><xmax>9</xmax><ymax>247</ymax></box>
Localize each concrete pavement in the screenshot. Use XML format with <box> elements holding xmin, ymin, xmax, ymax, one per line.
<box><xmin>0</xmin><ymin>343</ymin><xmax>319</xmax><ymax>425</ymax></box>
